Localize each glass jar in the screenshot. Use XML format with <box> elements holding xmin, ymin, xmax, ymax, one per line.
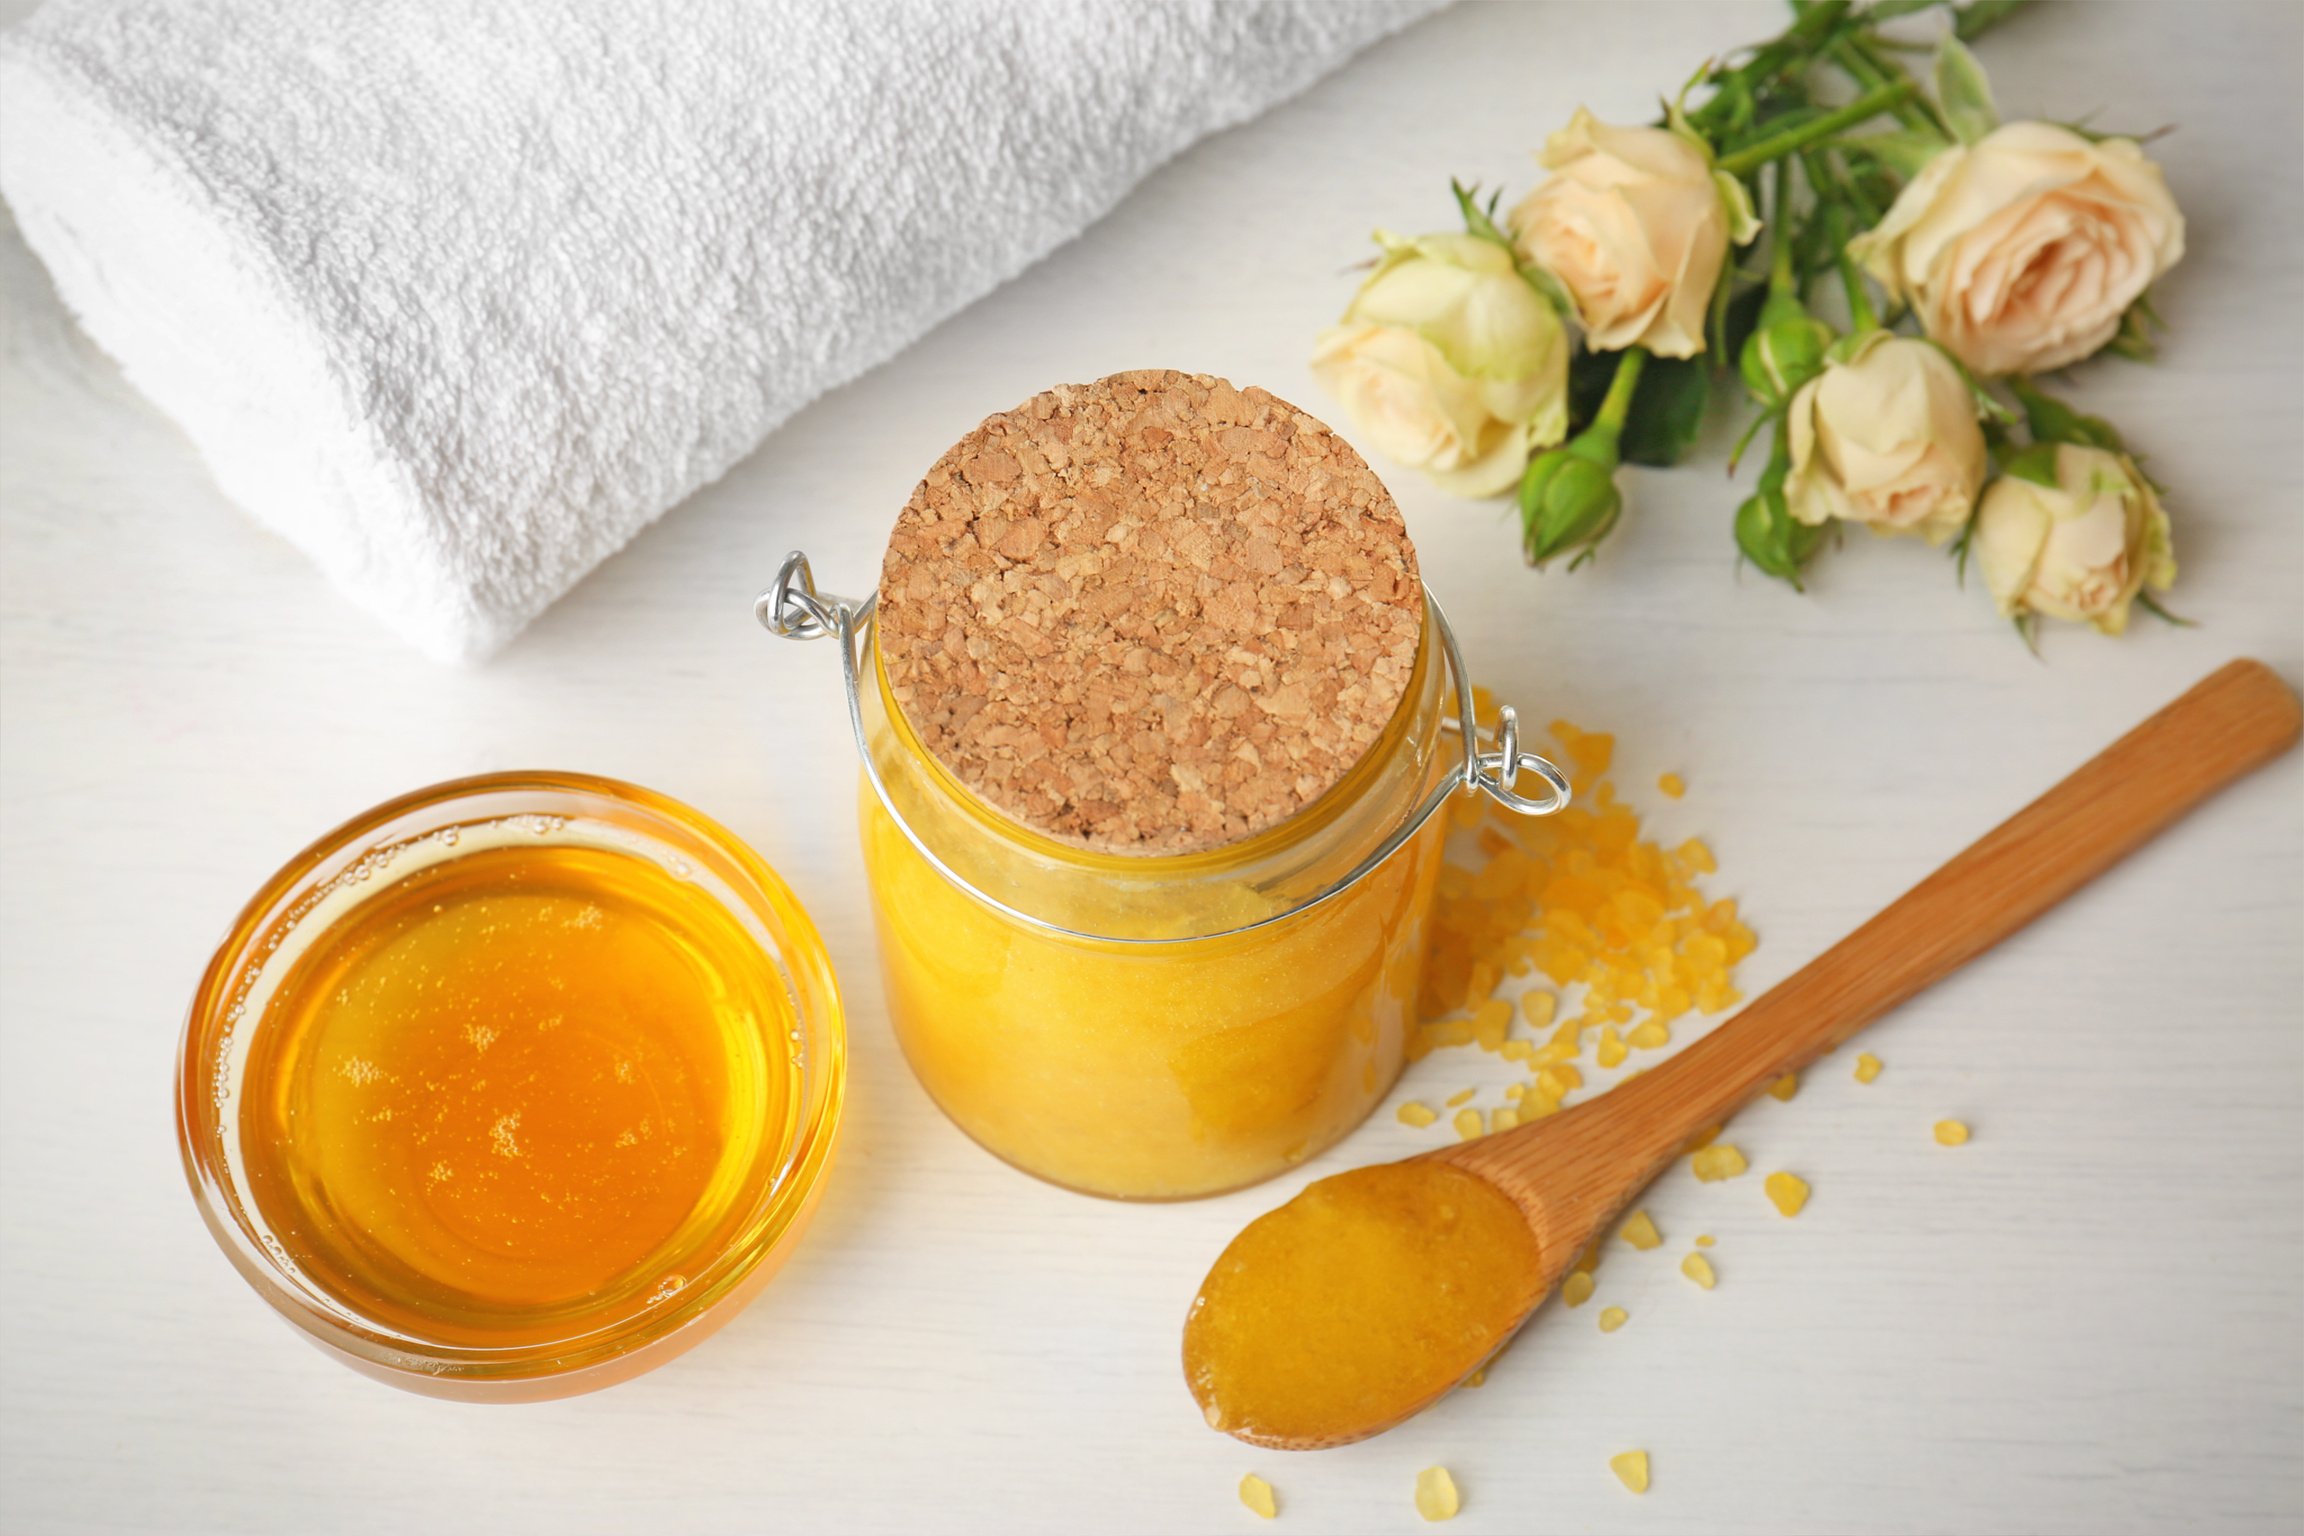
<box><xmin>177</xmin><ymin>772</ymin><xmax>845</xmax><ymax>1399</ymax></box>
<box><xmin>767</xmin><ymin>553</ymin><xmax>1562</xmax><ymax>1201</ymax></box>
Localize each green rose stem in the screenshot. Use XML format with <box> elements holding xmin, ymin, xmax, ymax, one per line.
<box><xmin>1738</xmin><ymin>162</ymin><xmax>1836</xmax><ymax>419</ymax></box>
<box><xmin>1830</xmin><ymin>38</ymin><xmax>1951</xmax><ymax>138</ymax></box>
<box><xmin>1522</xmin><ymin>348</ymin><xmax>1645</xmax><ymax>568</ymax></box>
<box><xmin>1837</xmin><ymin>242</ymin><xmax>1881</xmax><ymax>334</ymax></box>
<box><xmin>1825</xmin><ymin>192</ymin><xmax>1882</xmax><ymax>336</ymax></box>
<box><xmin>1585</xmin><ymin>344</ymin><xmax>1645</xmax><ymax>453</ymax></box>
<box><xmin>1766</xmin><ymin>161</ymin><xmax>1798</xmax><ymax>297</ymax></box>
<box><xmin>1714</xmin><ymin>79</ymin><xmax>1919</xmax><ymax>177</ymax></box>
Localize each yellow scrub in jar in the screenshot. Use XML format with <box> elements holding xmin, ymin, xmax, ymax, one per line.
<box><xmin>858</xmin><ymin>644</ymin><xmax>1450</xmax><ymax>1199</ymax></box>
<box><xmin>853</xmin><ymin>370</ymin><xmax>1461</xmax><ymax>1200</ymax></box>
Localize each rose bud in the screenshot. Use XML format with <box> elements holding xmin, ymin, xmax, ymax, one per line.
<box><xmin>1739</xmin><ymin>290</ymin><xmax>1835</xmax><ymax>409</ymax></box>
<box><xmin>1975</xmin><ymin>445</ymin><xmax>2176</xmax><ymax>635</ymax></box>
<box><xmin>1520</xmin><ymin>435</ymin><xmax>1623</xmax><ymax>569</ymax></box>
<box><xmin>1784</xmin><ymin>332</ymin><xmax>1987</xmax><ymax>546</ymax></box>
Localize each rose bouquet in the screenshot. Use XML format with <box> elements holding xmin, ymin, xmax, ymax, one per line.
<box><xmin>1312</xmin><ymin>0</ymin><xmax>2186</xmax><ymax>645</ymax></box>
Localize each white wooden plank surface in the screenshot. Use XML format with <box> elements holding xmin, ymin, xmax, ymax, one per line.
<box><xmin>2</xmin><ymin>3</ymin><xmax>2298</xmax><ymax>1532</ymax></box>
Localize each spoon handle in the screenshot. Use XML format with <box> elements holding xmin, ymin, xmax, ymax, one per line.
<box><xmin>1555</xmin><ymin>658</ymin><xmax>2299</xmax><ymax>1175</ymax></box>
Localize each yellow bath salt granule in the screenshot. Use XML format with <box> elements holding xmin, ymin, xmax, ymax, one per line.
<box><xmin>1691</xmin><ymin>1143</ymin><xmax>1748</xmax><ymax>1182</ymax></box>
<box><xmin>1598</xmin><ymin>1306</ymin><xmax>1629</xmax><ymax>1333</ymax></box>
<box><xmin>1445</xmin><ymin>1087</ymin><xmax>1477</xmax><ymax>1109</ymax></box>
<box><xmin>1453</xmin><ymin>1108</ymin><xmax>1485</xmax><ymax>1141</ymax></box>
<box><xmin>1695</xmin><ymin>1233</ymin><xmax>1714</xmax><ymax>1247</ymax></box>
<box><xmin>1619</xmin><ymin>1209</ymin><xmax>1662</xmax><ymax>1250</ymax></box>
<box><xmin>1521</xmin><ymin>990</ymin><xmax>1557</xmax><ymax>1030</ymax></box>
<box><xmin>1627</xmin><ymin>1020</ymin><xmax>1670</xmax><ymax>1050</ymax></box>
<box><xmin>1529</xmin><ymin>1038</ymin><xmax>1576</xmax><ymax>1069</ymax></box>
<box><xmin>1464</xmin><ymin>1366</ymin><xmax>1487</xmax><ymax>1388</ymax></box>
<box><xmin>1854</xmin><ymin>1052</ymin><xmax>1883</xmax><ymax>1084</ymax></box>
<box><xmin>1238</xmin><ymin>1474</ymin><xmax>1278</xmax><ymax>1520</ymax></box>
<box><xmin>1471</xmin><ymin>996</ymin><xmax>1514</xmax><ymax>1052</ymax></box>
<box><xmin>1413</xmin><ymin>721</ymin><xmax>1755</xmax><ymax>1060</ymax></box>
<box><xmin>1490</xmin><ymin>1107</ymin><xmax>1521</xmax><ymax>1132</ymax></box>
<box><xmin>1934</xmin><ymin>1120</ymin><xmax>1971</xmax><ymax>1147</ymax></box>
<box><xmin>1547</xmin><ymin>719</ymin><xmax>1614</xmax><ymax>790</ymax></box>
<box><xmin>1610</xmin><ymin>1450</ymin><xmax>1651</xmax><ymax>1494</ymax></box>
<box><xmin>1767</xmin><ymin>1072</ymin><xmax>1799</xmax><ymax>1102</ymax></box>
<box><xmin>1397</xmin><ymin>1101</ymin><xmax>1438</xmax><ymax>1129</ymax></box>
<box><xmin>1681</xmin><ymin>1252</ymin><xmax>1717</xmax><ymax>1289</ymax></box>
<box><xmin>1596</xmin><ymin>1025</ymin><xmax>1627</xmax><ymax>1068</ymax></box>
<box><xmin>1560</xmin><ymin>1270</ymin><xmax>1596</xmax><ymax>1308</ymax></box>
<box><xmin>1765</xmin><ymin>1171</ymin><xmax>1810</xmax><ymax>1217</ymax></box>
<box><xmin>1415</xmin><ymin>1465</ymin><xmax>1461</xmax><ymax>1522</ymax></box>
<box><xmin>1657</xmin><ymin>772</ymin><xmax>1685</xmax><ymax>799</ymax></box>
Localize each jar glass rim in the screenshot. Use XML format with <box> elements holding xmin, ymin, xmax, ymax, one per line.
<box><xmin>174</xmin><ymin>770</ymin><xmax>844</xmax><ymax>1384</ymax></box>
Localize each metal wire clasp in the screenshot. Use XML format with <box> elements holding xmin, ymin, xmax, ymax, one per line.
<box><xmin>756</xmin><ymin>547</ymin><xmax>1567</xmax><ymax>943</ymax></box>
<box><xmin>1469</xmin><ymin>703</ymin><xmax>1572</xmax><ymax>815</ymax></box>
<box><xmin>755</xmin><ymin>551</ymin><xmax>867</xmax><ymax>641</ymax></box>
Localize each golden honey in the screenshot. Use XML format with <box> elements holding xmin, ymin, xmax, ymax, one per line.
<box><xmin>240</xmin><ymin>841</ymin><xmax>793</xmax><ymax>1345</ymax></box>
<box><xmin>179</xmin><ymin>773</ymin><xmax>844</xmax><ymax>1398</ymax></box>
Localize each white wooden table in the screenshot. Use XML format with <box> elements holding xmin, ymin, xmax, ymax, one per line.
<box><xmin>3</xmin><ymin>3</ymin><xmax>2298</xmax><ymax>1531</ymax></box>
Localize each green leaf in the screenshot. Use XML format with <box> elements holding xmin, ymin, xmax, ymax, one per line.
<box><xmin>1954</xmin><ymin>0</ymin><xmax>2027</xmax><ymax>43</ymax></box>
<box><xmin>2105</xmin><ymin>292</ymin><xmax>2163</xmax><ymax>362</ymax></box>
<box><xmin>1624</xmin><ymin>354</ymin><xmax>1713</xmax><ymax>468</ymax></box>
<box><xmin>1514</xmin><ymin>259</ymin><xmax>1574</xmax><ymax>319</ymax></box>
<box><xmin>2015</xmin><ymin>611</ymin><xmax>2043</xmax><ymax>658</ymax></box>
<box><xmin>1721</xmin><ymin>277</ymin><xmax>1771</xmax><ymax>363</ymax></box>
<box><xmin>2010</xmin><ymin>377</ymin><xmax>2124</xmax><ymax>451</ymax></box>
<box><xmin>1999</xmin><ymin>441</ymin><xmax>2062</xmax><ymax>488</ymax></box>
<box><xmin>1565</xmin><ymin>349</ymin><xmax>1712</xmax><ymax>468</ymax></box>
<box><xmin>1452</xmin><ymin>178</ymin><xmax>1510</xmax><ymax>248</ymax></box>
<box><xmin>1932</xmin><ymin>36</ymin><xmax>1998</xmax><ymax>144</ymax></box>
<box><xmin>1727</xmin><ymin>403</ymin><xmax>1778</xmax><ymax>472</ymax></box>
<box><xmin>1454</xmin><ymin>176</ymin><xmax>1575</xmax><ymax>318</ymax></box>
<box><xmin>1927</xmin><ymin>343</ymin><xmax>2018</xmax><ymax>423</ymax></box>
<box><xmin>1839</xmin><ymin>128</ymin><xmax>1947</xmax><ymax>179</ymax></box>
<box><xmin>2136</xmin><ymin>591</ymin><xmax>2197</xmax><ymax>628</ymax></box>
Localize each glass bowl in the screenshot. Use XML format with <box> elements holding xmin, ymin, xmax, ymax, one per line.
<box><xmin>176</xmin><ymin>772</ymin><xmax>844</xmax><ymax>1400</ymax></box>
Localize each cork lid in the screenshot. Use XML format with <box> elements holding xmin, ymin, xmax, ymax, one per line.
<box><xmin>875</xmin><ymin>369</ymin><xmax>1423</xmax><ymax>856</ymax></box>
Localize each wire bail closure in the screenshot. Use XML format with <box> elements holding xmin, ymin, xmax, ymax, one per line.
<box><xmin>757</xmin><ymin>549</ymin><xmax>1567</xmax><ymax>943</ymax></box>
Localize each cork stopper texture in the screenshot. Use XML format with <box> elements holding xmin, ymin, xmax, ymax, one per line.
<box><xmin>876</xmin><ymin>369</ymin><xmax>1423</xmax><ymax>855</ymax></box>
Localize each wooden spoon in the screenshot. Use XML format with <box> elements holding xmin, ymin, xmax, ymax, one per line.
<box><xmin>1188</xmin><ymin>658</ymin><xmax>2300</xmax><ymax>1450</ymax></box>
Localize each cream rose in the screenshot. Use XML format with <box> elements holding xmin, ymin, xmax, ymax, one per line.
<box><xmin>1850</xmin><ymin>121</ymin><xmax>2184</xmax><ymax>377</ymax></box>
<box><xmin>1784</xmin><ymin>332</ymin><xmax>1986</xmax><ymax>545</ymax></box>
<box><xmin>1974</xmin><ymin>444</ymin><xmax>2175</xmax><ymax>634</ymax></box>
<box><xmin>1509</xmin><ymin>108</ymin><xmax>1758</xmax><ymax>358</ymax></box>
<box><xmin>1310</xmin><ymin>231</ymin><xmax>1568</xmax><ymax>497</ymax></box>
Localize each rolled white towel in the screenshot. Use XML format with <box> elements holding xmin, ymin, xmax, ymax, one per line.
<box><xmin>0</xmin><ymin>0</ymin><xmax>1438</xmax><ymax>661</ymax></box>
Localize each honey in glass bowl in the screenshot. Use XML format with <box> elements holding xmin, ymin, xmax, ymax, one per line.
<box><xmin>179</xmin><ymin>773</ymin><xmax>843</xmax><ymax>1399</ymax></box>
